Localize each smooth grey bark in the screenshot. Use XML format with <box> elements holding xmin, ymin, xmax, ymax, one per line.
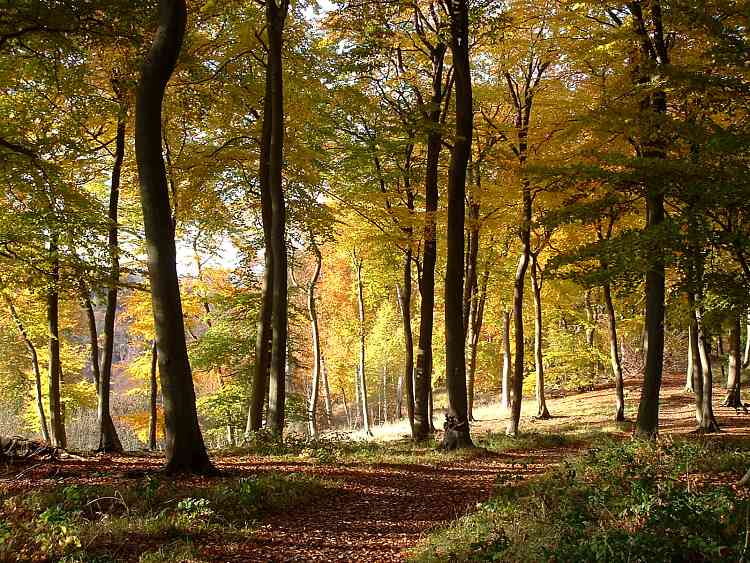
<box><xmin>149</xmin><ymin>340</ymin><xmax>158</xmax><ymax>450</ymax></box>
<box><xmin>353</xmin><ymin>251</ymin><xmax>371</xmax><ymax>435</ymax></box>
<box><xmin>743</xmin><ymin>313</ymin><xmax>750</xmax><ymax>368</ymax></box>
<box><xmin>6</xmin><ymin>297</ymin><xmax>50</xmax><ymax>443</ymax></box>
<box><xmin>441</xmin><ymin>0</ymin><xmax>474</xmax><ymax>451</ymax></box>
<box><xmin>135</xmin><ymin>0</ymin><xmax>212</xmax><ymax>473</ymax></box>
<box><xmin>47</xmin><ymin>241</ymin><xmax>65</xmax><ymax>449</ymax></box>
<box><xmin>530</xmin><ymin>254</ymin><xmax>550</xmax><ymax>419</ymax></box>
<box><xmin>501</xmin><ymin>309</ymin><xmax>511</xmax><ymax>410</ymax></box>
<box><xmin>266</xmin><ymin>0</ymin><xmax>290</xmax><ymax>437</ymax></box>
<box><xmin>396</xmin><ymin>374</ymin><xmax>404</xmax><ymax>419</ymax></box>
<box><xmin>688</xmin><ymin>294</ymin><xmax>704</xmax><ymax>424</ymax></box>
<box><xmin>603</xmin><ymin>283</ymin><xmax>625</xmax><ymax>421</ymax></box>
<box><xmin>631</xmin><ymin>0</ymin><xmax>669</xmax><ymax>439</ymax></box>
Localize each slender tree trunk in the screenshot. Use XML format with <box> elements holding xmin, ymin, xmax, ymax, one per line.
<box><xmin>342</xmin><ymin>386</ymin><xmax>351</xmax><ymax>429</ymax></box>
<box><xmin>632</xmin><ymin>0</ymin><xmax>668</xmax><ymax>439</ymax></box>
<box><xmin>743</xmin><ymin>312</ymin><xmax>750</xmax><ymax>368</ymax></box>
<box><xmin>98</xmin><ymin>102</ymin><xmax>127</xmax><ymax>453</ymax></box>
<box><xmin>396</xmin><ymin>374</ymin><xmax>403</xmax><ymax>419</ymax></box>
<box><xmin>686</xmin><ymin>324</ymin><xmax>695</xmax><ymax>392</ymax></box>
<box><xmin>135</xmin><ymin>0</ymin><xmax>212</xmax><ymax>473</ymax></box>
<box><xmin>508</xmin><ymin>182</ymin><xmax>531</xmax><ymax>436</ymax></box>
<box><xmin>246</xmin><ymin>65</ymin><xmax>274</xmax><ymax>436</ymax></box>
<box><xmin>6</xmin><ymin>298</ymin><xmax>50</xmax><ymax>443</ymax></box>
<box><xmin>718</xmin><ymin>336</ymin><xmax>727</xmax><ymax>387</ymax></box>
<box><xmin>531</xmin><ymin>255</ymin><xmax>550</xmax><ymax>419</ymax></box>
<box><xmin>687</xmin><ymin>294</ymin><xmax>704</xmax><ymax>424</ymax></box>
<box><xmin>307</xmin><ymin>244</ymin><xmax>322</xmax><ymax>437</ymax></box>
<box><xmin>501</xmin><ymin>309</ymin><xmax>511</xmax><ymax>410</ymax></box>
<box><xmin>354</xmin><ymin>253</ymin><xmax>371</xmax><ymax>435</ymax></box>
<box><xmin>603</xmin><ymin>283</ymin><xmax>625</xmax><ymax>421</ymax></box>
<box><xmin>149</xmin><ymin>340</ymin><xmax>158</xmax><ymax>450</ymax></box>
<box><xmin>382</xmin><ymin>364</ymin><xmax>388</xmax><ymax>423</ymax></box>
<box><xmin>442</xmin><ymin>0</ymin><xmax>473</xmax><ymax>450</ymax></box>
<box><xmin>467</xmin><ymin>266</ymin><xmax>489</xmax><ymax>421</ymax></box>
<box><xmin>321</xmin><ymin>357</ymin><xmax>333</xmax><ymax>428</ymax></box>
<box><xmin>47</xmin><ymin>241</ymin><xmax>66</xmax><ymax>449</ymax></box>
<box><xmin>724</xmin><ymin>313</ymin><xmax>743</xmax><ymax>408</ymax></box>
<box><xmin>266</xmin><ymin>0</ymin><xmax>290</xmax><ymax>437</ymax></box>
<box><xmin>396</xmin><ymin>265</ymin><xmax>414</xmax><ymax>433</ymax></box>
<box><xmin>414</xmin><ymin>43</ymin><xmax>445</xmax><ymax>441</ymax></box>
<box><xmin>696</xmin><ymin>310</ymin><xmax>720</xmax><ymax>432</ymax></box>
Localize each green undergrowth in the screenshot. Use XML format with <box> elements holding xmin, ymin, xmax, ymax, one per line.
<box><xmin>0</xmin><ymin>471</ymin><xmax>330</xmax><ymax>562</ymax></box>
<box><xmin>411</xmin><ymin>437</ymin><xmax>750</xmax><ymax>562</ymax></box>
<box><xmin>239</xmin><ymin>428</ymin><xmax>584</xmax><ymax>466</ymax></box>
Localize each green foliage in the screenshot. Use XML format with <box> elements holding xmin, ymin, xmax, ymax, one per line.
<box><xmin>412</xmin><ymin>437</ymin><xmax>749</xmax><ymax>562</ymax></box>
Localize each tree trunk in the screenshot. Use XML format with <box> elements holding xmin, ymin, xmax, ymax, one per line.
<box><xmin>603</xmin><ymin>283</ymin><xmax>625</xmax><ymax>421</ymax></box>
<box><xmin>149</xmin><ymin>340</ymin><xmax>158</xmax><ymax>450</ymax></box>
<box><xmin>414</xmin><ymin>43</ymin><xmax>445</xmax><ymax>441</ymax></box>
<box><xmin>717</xmin><ymin>336</ymin><xmax>727</xmax><ymax>387</ymax></box>
<box><xmin>307</xmin><ymin>244</ymin><xmax>322</xmax><ymax>437</ymax></box>
<box><xmin>6</xmin><ymin>298</ymin><xmax>50</xmax><ymax>443</ymax></box>
<box><xmin>135</xmin><ymin>0</ymin><xmax>212</xmax><ymax>473</ymax></box>
<box><xmin>507</xmin><ymin>181</ymin><xmax>531</xmax><ymax>436</ymax></box>
<box><xmin>686</xmin><ymin>323</ymin><xmax>695</xmax><ymax>392</ymax></box>
<box><xmin>743</xmin><ymin>312</ymin><xmax>750</xmax><ymax>368</ymax></box>
<box><xmin>98</xmin><ymin>102</ymin><xmax>127</xmax><ymax>453</ymax></box>
<box><xmin>246</xmin><ymin>59</ymin><xmax>274</xmax><ymax>436</ymax></box>
<box><xmin>266</xmin><ymin>0</ymin><xmax>290</xmax><ymax>437</ymax></box>
<box><xmin>531</xmin><ymin>255</ymin><xmax>550</xmax><ymax>419</ymax></box>
<box><xmin>467</xmin><ymin>265</ymin><xmax>489</xmax><ymax>421</ymax></box>
<box><xmin>501</xmin><ymin>309</ymin><xmax>511</xmax><ymax>410</ymax></box>
<box><xmin>47</xmin><ymin>241</ymin><xmax>66</xmax><ymax>449</ymax></box>
<box><xmin>382</xmin><ymin>364</ymin><xmax>388</xmax><ymax>423</ymax></box>
<box><xmin>724</xmin><ymin>313</ymin><xmax>743</xmax><ymax>408</ymax></box>
<box><xmin>321</xmin><ymin>356</ymin><xmax>333</xmax><ymax>428</ymax></box>
<box><xmin>396</xmin><ymin>374</ymin><xmax>403</xmax><ymax>419</ymax></box>
<box><xmin>632</xmin><ymin>0</ymin><xmax>668</xmax><ymax>439</ymax></box>
<box><xmin>688</xmin><ymin>294</ymin><xmax>704</xmax><ymax>425</ymax></box>
<box><xmin>696</xmin><ymin>310</ymin><xmax>720</xmax><ymax>432</ymax></box>
<box><xmin>441</xmin><ymin>0</ymin><xmax>474</xmax><ymax>451</ymax></box>
<box><xmin>353</xmin><ymin>253</ymin><xmax>371</xmax><ymax>435</ymax></box>
<box><xmin>396</xmin><ymin>264</ymin><xmax>414</xmax><ymax>434</ymax></box>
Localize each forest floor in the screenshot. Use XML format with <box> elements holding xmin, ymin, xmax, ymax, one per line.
<box><xmin>2</xmin><ymin>372</ymin><xmax>750</xmax><ymax>562</ymax></box>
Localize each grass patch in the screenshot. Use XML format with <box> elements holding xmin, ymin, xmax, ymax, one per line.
<box><xmin>411</xmin><ymin>436</ymin><xmax>750</xmax><ymax>562</ymax></box>
<box><xmin>0</xmin><ymin>471</ymin><xmax>330</xmax><ymax>562</ymax></box>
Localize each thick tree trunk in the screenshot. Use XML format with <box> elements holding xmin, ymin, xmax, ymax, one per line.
<box><xmin>135</xmin><ymin>0</ymin><xmax>212</xmax><ymax>473</ymax></box>
<box><xmin>414</xmin><ymin>43</ymin><xmax>445</xmax><ymax>441</ymax></box>
<box><xmin>724</xmin><ymin>313</ymin><xmax>743</xmax><ymax>408</ymax></box>
<box><xmin>266</xmin><ymin>0</ymin><xmax>289</xmax><ymax>437</ymax></box>
<box><xmin>441</xmin><ymin>0</ymin><xmax>474</xmax><ymax>451</ymax></box>
<box><xmin>98</xmin><ymin>105</ymin><xmax>127</xmax><ymax>453</ymax></box>
<box><xmin>307</xmin><ymin>244</ymin><xmax>322</xmax><ymax>437</ymax></box>
<box><xmin>531</xmin><ymin>255</ymin><xmax>550</xmax><ymax>419</ymax></box>
<box><xmin>603</xmin><ymin>283</ymin><xmax>625</xmax><ymax>421</ymax></box>
<box><xmin>6</xmin><ymin>298</ymin><xmax>50</xmax><ymax>443</ymax></box>
<box><xmin>354</xmin><ymin>254</ymin><xmax>371</xmax><ymax>435</ymax></box>
<box><xmin>686</xmin><ymin>324</ymin><xmax>695</xmax><ymax>392</ymax></box>
<box><xmin>501</xmin><ymin>309</ymin><xmax>511</xmax><ymax>410</ymax></box>
<box><xmin>396</xmin><ymin>262</ymin><xmax>415</xmax><ymax>434</ymax></box>
<box><xmin>47</xmin><ymin>243</ymin><xmax>66</xmax><ymax>449</ymax></box>
<box><xmin>149</xmin><ymin>340</ymin><xmax>158</xmax><ymax>450</ymax></box>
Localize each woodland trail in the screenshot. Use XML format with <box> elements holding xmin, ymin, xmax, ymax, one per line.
<box><xmin>2</xmin><ymin>373</ymin><xmax>749</xmax><ymax>562</ymax></box>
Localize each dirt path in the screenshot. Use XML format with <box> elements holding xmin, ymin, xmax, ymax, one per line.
<box><xmin>204</xmin><ymin>448</ymin><xmax>569</xmax><ymax>562</ymax></box>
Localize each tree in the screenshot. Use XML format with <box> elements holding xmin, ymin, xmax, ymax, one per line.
<box><xmin>135</xmin><ymin>0</ymin><xmax>212</xmax><ymax>473</ymax></box>
<box><xmin>441</xmin><ymin>0</ymin><xmax>474</xmax><ymax>450</ymax></box>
